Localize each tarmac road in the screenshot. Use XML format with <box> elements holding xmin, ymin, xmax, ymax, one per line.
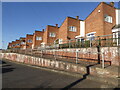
<box><xmin>1</xmin><ymin>59</ymin><xmax>115</xmax><ymax>89</ymax></box>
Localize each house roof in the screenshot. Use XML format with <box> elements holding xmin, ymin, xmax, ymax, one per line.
<box><xmin>26</xmin><ymin>34</ymin><xmax>33</xmax><ymax>36</ymax></box>
<box><xmin>59</xmin><ymin>16</ymin><xmax>82</xmax><ymax>28</ymax></box>
<box><xmin>47</xmin><ymin>25</ymin><xmax>60</xmax><ymax>28</ymax></box>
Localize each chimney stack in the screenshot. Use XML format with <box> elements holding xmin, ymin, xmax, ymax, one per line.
<box><xmin>76</xmin><ymin>16</ymin><xmax>79</xmax><ymax>20</ymax></box>
<box><xmin>56</xmin><ymin>24</ymin><xmax>58</xmax><ymax>27</ymax></box>
<box><xmin>110</xmin><ymin>2</ymin><xmax>114</xmax><ymax>7</ymax></box>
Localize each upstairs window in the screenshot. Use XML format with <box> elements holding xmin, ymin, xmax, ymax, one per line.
<box><xmin>104</xmin><ymin>14</ymin><xmax>112</xmax><ymax>23</ymax></box>
<box><xmin>16</xmin><ymin>44</ymin><xmax>20</xmax><ymax>46</ymax></box>
<box><xmin>36</xmin><ymin>37</ymin><xmax>42</xmax><ymax>40</ymax></box>
<box><xmin>27</xmin><ymin>39</ymin><xmax>32</xmax><ymax>43</ymax></box>
<box><xmin>69</xmin><ymin>26</ymin><xmax>77</xmax><ymax>32</ymax></box>
<box><xmin>12</xmin><ymin>45</ymin><xmax>15</xmax><ymax>47</ymax></box>
<box><xmin>49</xmin><ymin>32</ymin><xmax>56</xmax><ymax>37</ymax></box>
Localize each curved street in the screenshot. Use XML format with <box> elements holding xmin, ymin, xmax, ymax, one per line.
<box><xmin>1</xmin><ymin>59</ymin><xmax>115</xmax><ymax>89</ymax></box>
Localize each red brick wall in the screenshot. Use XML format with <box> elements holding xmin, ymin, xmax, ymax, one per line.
<box><xmin>59</xmin><ymin>18</ymin><xmax>68</xmax><ymax>42</ymax></box>
<box><xmin>11</xmin><ymin>41</ymin><xmax>16</xmax><ymax>49</ymax></box>
<box><xmin>68</xmin><ymin>17</ymin><xmax>80</xmax><ymax>39</ymax></box>
<box><xmin>33</xmin><ymin>31</ymin><xmax>44</xmax><ymax>49</ymax></box>
<box><xmin>8</xmin><ymin>43</ymin><xmax>12</xmax><ymax>49</ymax></box>
<box><xmin>85</xmin><ymin>2</ymin><xmax>116</xmax><ymax>37</ymax></box>
<box><xmin>85</xmin><ymin>2</ymin><xmax>104</xmax><ymax>36</ymax></box>
<box><xmin>103</xmin><ymin>3</ymin><xmax>116</xmax><ymax>35</ymax></box>
<box><xmin>26</xmin><ymin>34</ymin><xmax>33</xmax><ymax>49</ymax></box>
<box><xmin>43</xmin><ymin>27</ymin><xmax>48</xmax><ymax>44</ymax></box>
<box><xmin>14</xmin><ymin>40</ymin><xmax>21</xmax><ymax>49</ymax></box>
<box><xmin>20</xmin><ymin>38</ymin><xmax>26</xmax><ymax>49</ymax></box>
<box><xmin>43</xmin><ymin>25</ymin><xmax>59</xmax><ymax>45</ymax></box>
<box><xmin>59</xmin><ymin>17</ymin><xmax>80</xmax><ymax>44</ymax></box>
<box><xmin>42</xmin><ymin>47</ymin><xmax>119</xmax><ymax>66</ymax></box>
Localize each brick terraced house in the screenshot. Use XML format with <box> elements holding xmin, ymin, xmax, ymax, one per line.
<box><xmin>25</xmin><ymin>34</ymin><xmax>33</xmax><ymax>49</ymax></box>
<box><xmin>11</xmin><ymin>41</ymin><xmax>16</xmax><ymax>49</ymax></box>
<box><xmin>19</xmin><ymin>37</ymin><xmax>26</xmax><ymax>49</ymax></box>
<box><xmin>58</xmin><ymin>16</ymin><xmax>80</xmax><ymax>44</ymax></box>
<box><xmin>8</xmin><ymin>2</ymin><xmax>120</xmax><ymax>49</ymax></box>
<box><xmin>7</xmin><ymin>43</ymin><xmax>12</xmax><ymax>49</ymax></box>
<box><xmin>32</xmin><ymin>30</ymin><xmax>44</xmax><ymax>49</ymax></box>
<box><xmin>14</xmin><ymin>40</ymin><xmax>21</xmax><ymax>49</ymax></box>
<box><xmin>76</xmin><ymin>2</ymin><xmax>119</xmax><ymax>39</ymax></box>
<box><xmin>41</xmin><ymin>24</ymin><xmax>59</xmax><ymax>47</ymax></box>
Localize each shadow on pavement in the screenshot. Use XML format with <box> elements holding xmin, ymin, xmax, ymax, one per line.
<box><xmin>2</xmin><ymin>67</ymin><xmax>15</xmax><ymax>74</ymax></box>
<box><xmin>33</xmin><ymin>81</ymin><xmax>52</xmax><ymax>89</ymax></box>
<box><xmin>2</xmin><ymin>60</ymin><xmax>15</xmax><ymax>74</ymax></box>
<box><xmin>2</xmin><ymin>64</ymin><xmax>12</xmax><ymax>67</ymax></box>
<box><xmin>2</xmin><ymin>61</ymin><xmax>7</xmax><ymax>64</ymax></box>
<box><xmin>62</xmin><ymin>63</ymin><xmax>98</xmax><ymax>89</ymax></box>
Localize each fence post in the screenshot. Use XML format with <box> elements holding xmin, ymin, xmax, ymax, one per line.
<box><xmin>41</xmin><ymin>50</ymin><xmax>43</xmax><ymax>58</ymax></box>
<box><xmin>98</xmin><ymin>37</ymin><xmax>101</xmax><ymax>46</ymax></box>
<box><xmin>90</xmin><ymin>39</ymin><xmax>92</xmax><ymax>47</ymax></box>
<box><xmin>69</xmin><ymin>40</ymin><xmax>71</xmax><ymax>48</ymax></box>
<box><xmin>102</xmin><ymin>52</ymin><xmax>105</xmax><ymax>68</ymax></box>
<box><xmin>54</xmin><ymin>50</ymin><xmax>56</xmax><ymax>60</ymax></box>
<box><xmin>76</xmin><ymin>50</ymin><xmax>79</xmax><ymax>64</ymax></box>
<box><xmin>31</xmin><ymin>49</ymin><xmax>33</xmax><ymax>55</ymax></box>
<box><xmin>25</xmin><ymin>50</ymin><xmax>26</xmax><ymax>55</ymax></box>
<box><xmin>76</xmin><ymin>39</ymin><xmax>78</xmax><ymax>48</ymax></box>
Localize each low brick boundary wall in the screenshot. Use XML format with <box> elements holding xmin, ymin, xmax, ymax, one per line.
<box><xmin>1</xmin><ymin>53</ymin><xmax>119</xmax><ymax>85</ymax></box>
<box><xmin>40</xmin><ymin>47</ymin><xmax>119</xmax><ymax>66</ymax></box>
<box><xmin>5</xmin><ymin>47</ymin><xmax>119</xmax><ymax>66</ymax></box>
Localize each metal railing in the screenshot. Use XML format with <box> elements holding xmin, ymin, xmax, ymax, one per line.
<box><xmin>60</xmin><ymin>35</ymin><xmax>119</xmax><ymax>48</ymax></box>
<box><xmin>37</xmin><ymin>34</ymin><xmax>120</xmax><ymax>49</ymax></box>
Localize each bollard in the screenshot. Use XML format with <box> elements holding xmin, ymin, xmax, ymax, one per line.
<box><xmin>76</xmin><ymin>50</ymin><xmax>79</xmax><ymax>64</ymax></box>
<box><xmin>102</xmin><ymin>52</ymin><xmax>105</xmax><ymax>68</ymax></box>
<box><xmin>90</xmin><ymin>39</ymin><xmax>92</xmax><ymax>47</ymax></box>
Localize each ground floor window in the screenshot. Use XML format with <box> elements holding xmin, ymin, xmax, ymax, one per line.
<box><xmin>49</xmin><ymin>32</ymin><xmax>56</xmax><ymax>37</ymax></box>
<box><xmin>113</xmin><ymin>31</ymin><xmax>120</xmax><ymax>46</ymax></box>
<box><xmin>86</xmin><ymin>32</ymin><xmax>96</xmax><ymax>41</ymax></box>
<box><xmin>16</xmin><ymin>44</ymin><xmax>20</xmax><ymax>46</ymax></box>
<box><xmin>21</xmin><ymin>42</ymin><xmax>25</xmax><ymax>44</ymax></box>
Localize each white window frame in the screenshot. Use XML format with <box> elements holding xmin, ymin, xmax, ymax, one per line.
<box><xmin>112</xmin><ymin>29</ymin><xmax>120</xmax><ymax>46</ymax></box>
<box><xmin>27</xmin><ymin>39</ymin><xmax>32</xmax><ymax>43</ymax></box>
<box><xmin>69</xmin><ymin>26</ymin><xmax>77</xmax><ymax>32</ymax></box>
<box><xmin>49</xmin><ymin>32</ymin><xmax>56</xmax><ymax>37</ymax></box>
<box><xmin>59</xmin><ymin>39</ymin><xmax>63</xmax><ymax>44</ymax></box>
<box><xmin>36</xmin><ymin>36</ymin><xmax>42</xmax><ymax>40</ymax></box>
<box><xmin>104</xmin><ymin>14</ymin><xmax>112</xmax><ymax>23</ymax></box>
<box><xmin>16</xmin><ymin>44</ymin><xmax>20</xmax><ymax>46</ymax></box>
<box><xmin>86</xmin><ymin>32</ymin><xmax>96</xmax><ymax>41</ymax></box>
